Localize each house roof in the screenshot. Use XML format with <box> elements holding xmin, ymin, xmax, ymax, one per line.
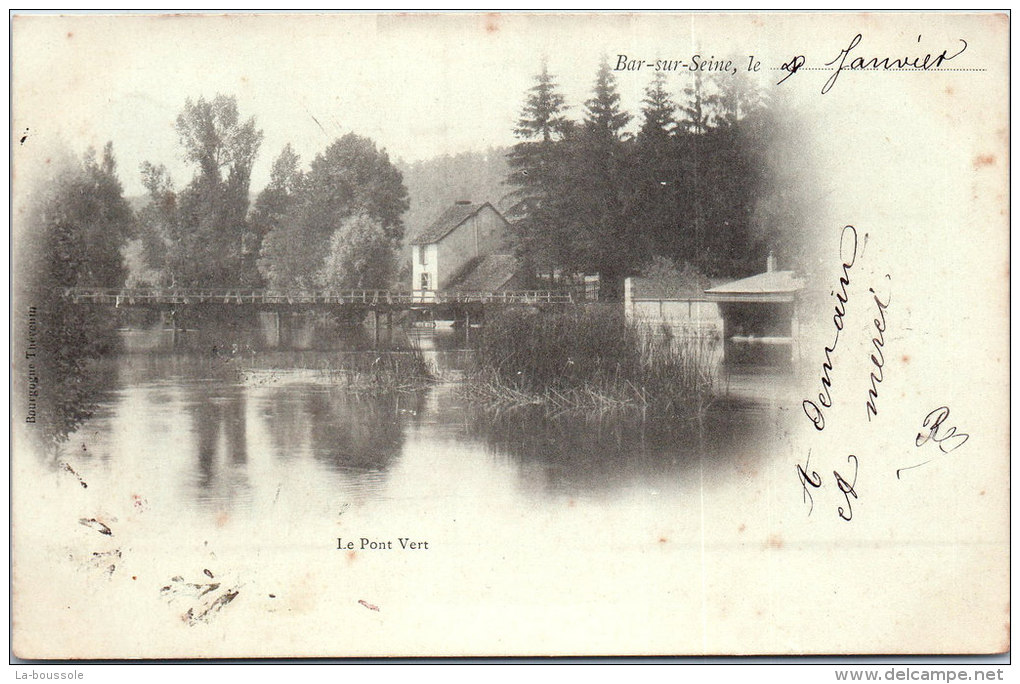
<box><xmin>447</xmin><ymin>254</ymin><xmax>521</xmax><ymax>292</ymax></box>
<box><xmin>409</xmin><ymin>201</ymin><xmax>498</xmax><ymax>245</ymax></box>
<box><xmin>704</xmin><ymin>270</ymin><xmax>804</xmax><ymax>303</ymax></box>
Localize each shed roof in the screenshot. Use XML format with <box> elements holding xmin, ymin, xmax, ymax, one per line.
<box><xmin>409</xmin><ymin>201</ymin><xmax>499</xmax><ymax>245</ymax></box>
<box><xmin>704</xmin><ymin>270</ymin><xmax>804</xmax><ymax>303</ymax></box>
<box><xmin>447</xmin><ymin>254</ymin><xmax>521</xmax><ymax>292</ymax></box>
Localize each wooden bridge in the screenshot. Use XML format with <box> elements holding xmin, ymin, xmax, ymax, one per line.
<box><xmin>65</xmin><ymin>287</ymin><xmax>576</xmax><ymax>345</ymax></box>
<box><xmin>63</xmin><ymin>287</ymin><xmax>574</xmax><ymax>309</ymax></box>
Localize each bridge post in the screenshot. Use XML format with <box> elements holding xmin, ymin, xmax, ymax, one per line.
<box><xmin>259</xmin><ymin>311</ymin><xmax>281</xmax><ymax>348</ymax></box>
<box><xmin>162</xmin><ymin>309</ymin><xmax>179</xmax><ymax>349</ymax></box>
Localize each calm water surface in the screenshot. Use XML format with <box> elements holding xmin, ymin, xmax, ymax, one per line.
<box><xmin>57</xmin><ymin>324</ymin><xmax>782</xmax><ymax>527</ymax></box>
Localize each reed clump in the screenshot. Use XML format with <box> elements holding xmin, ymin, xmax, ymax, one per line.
<box><xmin>469</xmin><ymin>306</ymin><xmax>717</xmax><ymax>419</ymax></box>
<box><xmin>318</xmin><ymin>348</ymin><xmax>435</xmax><ymax>393</ymax></box>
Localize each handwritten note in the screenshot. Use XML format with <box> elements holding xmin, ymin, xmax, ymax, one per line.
<box><xmin>798</xmin><ymin>225</ymin><xmax>898</xmax><ymax>522</ymax></box>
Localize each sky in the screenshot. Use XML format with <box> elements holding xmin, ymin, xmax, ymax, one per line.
<box><xmin>12</xmin><ymin>12</ymin><xmax>725</xmax><ymax>197</ymax></box>
<box><xmin>11</xmin><ymin>11</ymin><xmax>1005</xmax><ymax>220</ymax></box>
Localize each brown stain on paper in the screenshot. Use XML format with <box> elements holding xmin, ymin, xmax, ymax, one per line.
<box><xmin>973</xmin><ymin>154</ymin><xmax>996</xmax><ymax>169</ymax></box>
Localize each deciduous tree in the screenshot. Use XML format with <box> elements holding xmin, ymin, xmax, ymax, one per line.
<box><xmin>317</xmin><ymin>213</ymin><xmax>397</xmax><ymax>290</ymax></box>
<box><xmin>17</xmin><ymin>143</ymin><xmax>133</xmax><ymax>445</ymax></box>
<box><xmin>137</xmin><ymin>94</ymin><xmax>263</xmax><ymax>287</ymax></box>
<box><xmin>258</xmin><ymin>133</ymin><xmax>408</xmax><ymax>289</ymax></box>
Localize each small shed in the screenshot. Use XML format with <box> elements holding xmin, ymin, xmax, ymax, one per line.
<box><xmin>704</xmin><ymin>256</ymin><xmax>804</xmax><ymax>367</ymax></box>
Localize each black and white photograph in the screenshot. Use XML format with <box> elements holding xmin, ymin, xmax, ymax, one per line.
<box><xmin>10</xmin><ymin>12</ymin><xmax>1010</xmax><ymax>660</ymax></box>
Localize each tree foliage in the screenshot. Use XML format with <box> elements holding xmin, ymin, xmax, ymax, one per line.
<box><xmin>250</xmin><ymin>144</ymin><xmax>305</xmax><ymax>287</ymax></box>
<box><xmin>640</xmin><ymin>73</ymin><xmax>678</xmax><ymax>141</ymax></box>
<box><xmin>506</xmin><ymin>61</ymin><xmax>574</xmax><ymax>275</ymax></box>
<box><xmin>258</xmin><ymin>133</ymin><xmax>409</xmax><ymax>289</ymax></box>
<box><xmin>17</xmin><ymin>144</ymin><xmax>133</xmax><ymax>445</ymax></box>
<box><xmin>505</xmin><ymin>60</ymin><xmax>808</xmax><ymax>299</ymax></box>
<box><xmin>137</xmin><ymin>94</ymin><xmax>263</xmax><ymax>287</ymax></box>
<box><xmin>317</xmin><ymin>213</ymin><xmax>398</xmax><ymax>290</ymax></box>
<box><xmin>514</xmin><ymin>57</ymin><xmax>570</xmax><ymax>143</ymax></box>
<box><xmin>583</xmin><ymin>57</ymin><xmax>632</xmax><ymax>140</ymax></box>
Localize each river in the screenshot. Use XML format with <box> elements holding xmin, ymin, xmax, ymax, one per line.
<box><xmin>14</xmin><ymin>321</ymin><xmax>800</xmax><ymax>657</ymax></box>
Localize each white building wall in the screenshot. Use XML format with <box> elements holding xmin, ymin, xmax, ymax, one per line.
<box><xmin>629</xmin><ymin>299</ymin><xmax>724</xmax><ymax>335</ymax></box>
<box><xmin>624</xmin><ymin>278</ymin><xmax>724</xmax><ymax>338</ymax></box>
<box><xmin>411</xmin><ymin>244</ymin><xmax>439</xmax><ymax>293</ymax></box>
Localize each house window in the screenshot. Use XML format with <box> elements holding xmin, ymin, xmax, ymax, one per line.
<box><xmin>419</xmin><ymin>247</ymin><xmax>427</xmax><ymax>265</ymax></box>
<box><xmin>420</xmin><ymin>273</ymin><xmax>431</xmax><ymax>290</ymax></box>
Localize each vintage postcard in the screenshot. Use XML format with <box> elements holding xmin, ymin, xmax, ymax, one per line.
<box><xmin>10</xmin><ymin>12</ymin><xmax>1009</xmax><ymax>658</ymax></box>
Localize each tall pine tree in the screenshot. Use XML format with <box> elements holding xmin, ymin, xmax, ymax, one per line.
<box><xmin>506</xmin><ymin>59</ymin><xmax>573</xmax><ymax>275</ymax></box>
<box><xmin>513</xmin><ymin>57</ymin><xmax>569</xmax><ymax>142</ymax></box>
<box><xmin>679</xmin><ymin>72</ymin><xmax>711</xmax><ymax>134</ymax></box>
<box><xmin>583</xmin><ymin>57</ymin><xmax>632</xmax><ymax>139</ymax></box>
<box><xmin>574</xmin><ymin>57</ymin><xmax>635</xmax><ymax>298</ymax></box>
<box><xmin>636</xmin><ymin>73</ymin><xmax>687</xmax><ymax>270</ymax></box>
<box><xmin>639</xmin><ymin>72</ymin><xmax>678</xmax><ymax>141</ymax></box>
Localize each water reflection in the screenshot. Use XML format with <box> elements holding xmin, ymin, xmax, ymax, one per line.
<box><xmin>450</xmin><ymin>398</ymin><xmax>777</xmax><ymax>497</ymax></box>
<box><xmin>270</xmin><ymin>388</ymin><xmax>423</xmax><ymax>474</ymax></box>
<box><xmin>49</xmin><ymin>322</ymin><xmax>785</xmax><ymax>521</ymax></box>
<box><xmin>184</xmin><ymin>383</ymin><xmax>248</xmax><ymax>496</ymax></box>
<box><xmin>119</xmin><ymin>312</ymin><xmax>472</xmax><ymax>354</ymax></box>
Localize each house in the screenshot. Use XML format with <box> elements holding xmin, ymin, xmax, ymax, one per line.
<box><xmin>410</xmin><ymin>201</ymin><xmax>517</xmax><ymax>293</ymax></box>
<box><xmin>703</xmin><ymin>253</ymin><xmax>805</xmax><ymax>367</ymax></box>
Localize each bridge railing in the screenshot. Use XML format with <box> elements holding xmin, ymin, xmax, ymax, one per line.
<box><xmin>62</xmin><ymin>287</ymin><xmax>574</xmax><ymax>306</ymax></box>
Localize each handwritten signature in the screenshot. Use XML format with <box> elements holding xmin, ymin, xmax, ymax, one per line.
<box><xmin>778</xmin><ymin>33</ymin><xmax>970</xmax><ymax>94</ymax></box>
<box><xmin>897</xmin><ymin>407</ymin><xmax>969</xmax><ymax>478</ymax></box>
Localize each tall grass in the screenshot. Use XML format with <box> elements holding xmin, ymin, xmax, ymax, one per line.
<box><xmin>318</xmin><ymin>349</ymin><xmax>435</xmax><ymax>394</ymax></box>
<box><xmin>469</xmin><ymin>306</ymin><xmax>718</xmax><ymax>419</ymax></box>
<box><xmin>240</xmin><ymin>346</ymin><xmax>435</xmax><ymax>394</ymax></box>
